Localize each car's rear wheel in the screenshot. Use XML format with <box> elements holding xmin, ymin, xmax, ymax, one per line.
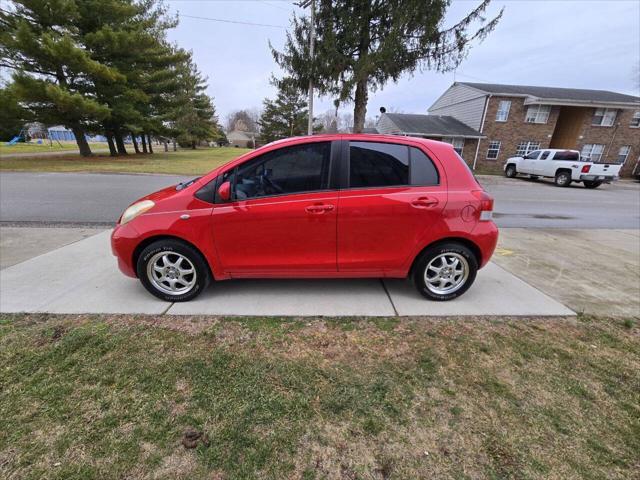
<box><xmin>413</xmin><ymin>243</ymin><xmax>478</xmax><ymax>301</ymax></box>
<box><xmin>505</xmin><ymin>164</ymin><xmax>517</xmax><ymax>178</ymax></box>
<box><xmin>137</xmin><ymin>239</ymin><xmax>210</xmax><ymax>302</ymax></box>
<box><xmin>583</xmin><ymin>180</ymin><xmax>602</xmax><ymax>189</ymax></box>
<box><xmin>554</xmin><ymin>170</ymin><xmax>572</xmax><ymax>187</ymax></box>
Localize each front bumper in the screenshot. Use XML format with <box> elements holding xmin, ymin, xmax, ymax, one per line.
<box><xmin>111</xmin><ymin>222</ymin><xmax>141</xmax><ymax>278</ymax></box>
<box><xmin>580</xmin><ymin>174</ymin><xmax>618</xmax><ymax>182</ymax></box>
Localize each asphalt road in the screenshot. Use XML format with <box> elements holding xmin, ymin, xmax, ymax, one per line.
<box><xmin>1</xmin><ymin>172</ymin><xmax>639</xmax><ymax>228</ymax></box>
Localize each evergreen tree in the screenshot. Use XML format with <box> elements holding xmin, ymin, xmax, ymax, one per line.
<box><xmin>258</xmin><ymin>78</ymin><xmax>313</xmax><ymax>143</ymax></box>
<box><xmin>272</xmin><ymin>0</ymin><xmax>502</xmax><ymax>132</ymax></box>
<box><xmin>170</xmin><ymin>57</ymin><xmax>222</xmax><ymax>149</ymax></box>
<box><xmin>0</xmin><ymin>0</ymin><xmax>121</xmax><ymax>155</ymax></box>
<box><xmin>0</xmin><ymin>82</ymin><xmax>31</xmax><ymax>140</ymax></box>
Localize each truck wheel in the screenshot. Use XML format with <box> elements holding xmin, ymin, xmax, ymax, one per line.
<box><xmin>583</xmin><ymin>180</ymin><xmax>602</xmax><ymax>189</ymax></box>
<box><xmin>505</xmin><ymin>164</ymin><xmax>517</xmax><ymax>178</ymax></box>
<box><xmin>554</xmin><ymin>171</ymin><xmax>572</xmax><ymax>187</ymax></box>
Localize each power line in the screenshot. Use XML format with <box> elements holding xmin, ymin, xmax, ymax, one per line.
<box><xmin>178</xmin><ymin>13</ymin><xmax>286</xmax><ymax>28</ymax></box>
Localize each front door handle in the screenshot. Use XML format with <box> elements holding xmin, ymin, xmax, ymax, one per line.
<box><xmin>411</xmin><ymin>197</ymin><xmax>439</xmax><ymax>208</ymax></box>
<box><xmin>305</xmin><ymin>204</ymin><xmax>334</xmax><ymax>214</ymax></box>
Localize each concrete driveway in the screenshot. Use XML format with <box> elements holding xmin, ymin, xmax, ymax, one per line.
<box><xmin>0</xmin><ymin>230</ymin><xmax>573</xmax><ymax>317</ymax></box>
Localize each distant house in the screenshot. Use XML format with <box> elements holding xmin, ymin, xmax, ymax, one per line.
<box><xmin>428</xmin><ymin>82</ymin><xmax>640</xmax><ymax>175</ymax></box>
<box><xmin>375</xmin><ymin>112</ymin><xmax>485</xmax><ymax>160</ymax></box>
<box><xmin>227</xmin><ymin>130</ymin><xmax>260</xmax><ymax>148</ymax></box>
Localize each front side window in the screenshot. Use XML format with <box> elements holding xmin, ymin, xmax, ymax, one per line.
<box><xmin>540</xmin><ymin>151</ymin><xmax>551</xmax><ymax>159</ymax></box>
<box><xmin>618</xmin><ymin>145</ymin><xmax>631</xmax><ymax>164</ymax></box>
<box><xmin>630</xmin><ymin>111</ymin><xmax>640</xmax><ymax>128</ymax></box>
<box><xmin>525</xmin><ymin>105</ymin><xmax>551</xmax><ymax>124</ymax></box>
<box><xmin>234</xmin><ymin>142</ymin><xmax>331</xmax><ymax>199</ymax></box>
<box><xmin>581</xmin><ymin>144</ymin><xmax>605</xmax><ymax>162</ymax></box>
<box><xmin>516</xmin><ymin>141</ymin><xmax>541</xmax><ymax>156</ymax></box>
<box><xmin>487</xmin><ymin>141</ymin><xmax>501</xmax><ymax>160</ymax></box>
<box><xmin>592</xmin><ymin>108</ymin><xmax>617</xmax><ymax>127</ymax></box>
<box><xmin>443</xmin><ymin>137</ymin><xmax>465</xmax><ymax>156</ymax></box>
<box><xmin>348</xmin><ymin>142</ymin><xmax>439</xmax><ymax>188</ymax></box>
<box><xmin>524</xmin><ymin>150</ymin><xmax>542</xmax><ymax>160</ymax></box>
<box><xmin>495</xmin><ymin>100</ymin><xmax>511</xmax><ymax>122</ymax></box>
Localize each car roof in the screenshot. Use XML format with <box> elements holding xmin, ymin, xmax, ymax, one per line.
<box><xmin>537</xmin><ymin>148</ymin><xmax>580</xmax><ymax>153</ymax></box>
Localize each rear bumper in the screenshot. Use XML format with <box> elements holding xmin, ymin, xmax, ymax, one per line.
<box><xmin>473</xmin><ymin>221</ymin><xmax>499</xmax><ymax>268</ymax></box>
<box><xmin>579</xmin><ymin>174</ymin><xmax>618</xmax><ymax>182</ymax></box>
<box><xmin>111</xmin><ymin>222</ymin><xmax>141</xmax><ymax>278</ymax></box>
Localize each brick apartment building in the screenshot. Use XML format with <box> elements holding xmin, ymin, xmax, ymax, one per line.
<box><xmin>428</xmin><ymin>82</ymin><xmax>640</xmax><ymax>175</ymax></box>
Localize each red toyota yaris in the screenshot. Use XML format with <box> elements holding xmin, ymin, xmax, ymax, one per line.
<box><xmin>111</xmin><ymin>134</ymin><xmax>498</xmax><ymax>302</ymax></box>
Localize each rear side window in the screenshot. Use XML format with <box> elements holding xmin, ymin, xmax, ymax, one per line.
<box><xmin>553</xmin><ymin>150</ymin><xmax>580</xmax><ymax>160</ymax></box>
<box><xmin>409</xmin><ymin>147</ymin><xmax>439</xmax><ymax>186</ymax></box>
<box><xmin>540</xmin><ymin>151</ymin><xmax>551</xmax><ymax>159</ymax></box>
<box><xmin>348</xmin><ymin>142</ymin><xmax>439</xmax><ymax>188</ymax></box>
<box><xmin>349</xmin><ymin>141</ymin><xmax>408</xmax><ymax>187</ymax></box>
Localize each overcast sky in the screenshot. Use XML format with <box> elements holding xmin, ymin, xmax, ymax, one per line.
<box><xmin>166</xmin><ymin>0</ymin><xmax>640</xmax><ymax>124</ymax></box>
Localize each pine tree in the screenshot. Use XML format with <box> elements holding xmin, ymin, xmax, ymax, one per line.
<box><xmin>0</xmin><ymin>0</ymin><xmax>121</xmax><ymax>155</ymax></box>
<box><xmin>258</xmin><ymin>78</ymin><xmax>314</xmax><ymax>143</ymax></box>
<box><xmin>0</xmin><ymin>82</ymin><xmax>32</xmax><ymax>140</ymax></box>
<box><xmin>272</xmin><ymin>0</ymin><xmax>502</xmax><ymax>132</ymax></box>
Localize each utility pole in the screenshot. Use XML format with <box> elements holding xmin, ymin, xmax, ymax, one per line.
<box><xmin>298</xmin><ymin>0</ymin><xmax>316</xmax><ymax>135</ymax></box>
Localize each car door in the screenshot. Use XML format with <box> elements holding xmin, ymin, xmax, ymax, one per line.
<box><xmin>520</xmin><ymin>150</ymin><xmax>541</xmax><ymax>173</ymax></box>
<box><xmin>211</xmin><ymin>140</ymin><xmax>339</xmax><ymax>275</ymax></box>
<box><xmin>534</xmin><ymin>150</ymin><xmax>551</xmax><ymax>175</ymax></box>
<box><xmin>337</xmin><ymin>141</ymin><xmax>446</xmax><ymax>273</ymax></box>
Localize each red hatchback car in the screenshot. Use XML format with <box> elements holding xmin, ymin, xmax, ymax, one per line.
<box><xmin>111</xmin><ymin>134</ymin><xmax>498</xmax><ymax>302</ymax></box>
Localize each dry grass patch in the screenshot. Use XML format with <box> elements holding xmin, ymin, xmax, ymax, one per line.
<box><xmin>0</xmin><ymin>313</ymin><xmax>638</xmax><ymax>479</ymax></box>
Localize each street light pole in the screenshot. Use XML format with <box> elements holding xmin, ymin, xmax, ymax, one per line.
<box><xmin>307</xmin><ymin>0</ymin><xmax>316</xmax><ymax>136</ymax></box>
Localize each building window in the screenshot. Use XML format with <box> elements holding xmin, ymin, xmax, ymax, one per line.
<box><xmin>525</xmin><ymin>105</ymin><xmax>551</xmax><ymax>124</ymax></box>
<box><xmin>495</xmin><ymin>101</ymin><xmax>511</xmax><ymax>122</ymax></box>
<box><xmin>486</xmin><ymin>141</ymin><xmax>501</xmax><ymax>160</ymax></box>
<box><xmin>443</xmin><ymin>137</ymin><xmax>465</xmax><ymax>156</ymax></box>
<box><xmin>515</xmin><ymin>141</ymin><xmax>541</xmax><ymax>156</ymax></box>
<box><xmin>581</xmin><ymin>144</ymin><xmax>605</xmax><ymax>162</ymax></box>
<box><xmin>630</xmin><ymin>111</ymin><xmax>640</xmax><ymax>128</ymax></box>
<box><xmin>617</xmin><ymin>145</ymin><xmax>631</xmax><ymax>164</ymax></box>
<box><xmin>592</xmin><ymin>108</ymin><xmax>617</xmax><ymax>126</ymax></box>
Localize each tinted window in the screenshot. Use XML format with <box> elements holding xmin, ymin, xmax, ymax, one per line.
<box><xmin>410</xmin><ymin>147</ymin><xmax>439</xmax><ymax>185</ymax></box>
<box><xmin>524</xmin><ymin>150</ymin><xmax>541</xmax><ymax>159</ymax></box>
<box><xmin>553</xmin><ymin>150</ymin><xmax>580</xmax><ymax>161</ymax></box>
<box><xmin>540</xmin><ymin>151</ymin><xmax>550</xmax><ymax>160</ymax></box>
<box><xmin>349</xmin><ymin>141</ymin><xmax>409</xmax><ymax>187</ymax></box>
<box><xmin>234</xmin><ymin>142</ymin><xmax>331</xmax><ymax>199</ymax></box>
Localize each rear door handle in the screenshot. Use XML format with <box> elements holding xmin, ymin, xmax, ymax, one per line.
<box><xmin>305</xmin><ymin>204</ymin><xmax>334</xmax><ymax>214</ymax></box>
<box><xmin>411</xmin><ymin>197</ymin><xmax>438</xmax><ymax>208</ymax></box>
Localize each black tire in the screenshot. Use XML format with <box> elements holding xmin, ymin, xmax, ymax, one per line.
<box><xmin>136</xmin><ymin>239</ymin><xmax>211</xmax><ymax>302</ymax></box>
<box><xmin>412</xmin><ymin>242</ymin><xmax>478</xmax><ymax>301</ymax></box>
<box><xmin>505</xmin><ymin>164</ymin><xmax>517</xmax><ymax>178</ymax></box>
<box><xmin>554</xmin><ymin>170</ymin><xmax>572</xmax><ymax>187</ymax></box>
<box><xmin>583</xmin><ymin>180</ymin><xmax>602</xmax><ymax>189</ymax></box>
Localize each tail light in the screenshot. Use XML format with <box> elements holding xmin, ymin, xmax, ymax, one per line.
<box><xmin>581</xmin><ymin>165</ymin><xmax>591</xmax><ymax>173</ymax></box>
<box><xmin>472</xmin><ymin>190</ymin><xmax>494</xmax><ymax>221</ymax></box>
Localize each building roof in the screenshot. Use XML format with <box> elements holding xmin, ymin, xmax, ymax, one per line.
<box><xmin>382</xmin><ymin>113</ymin><xmax>484</xmax><ymax>138</ymax></box>
<box><xmin>459</xmin><ymin>82</ymin><xmax>640</xmax><ymax>105</ymax></box>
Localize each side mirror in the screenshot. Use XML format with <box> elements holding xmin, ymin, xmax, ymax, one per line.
<box><xmin>217</xmin><ymin>181</ymin><xmax>231</xmax><ymax>201</ymax></box>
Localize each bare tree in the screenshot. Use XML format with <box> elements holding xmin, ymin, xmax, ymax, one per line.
<box><xmin>226</xmin><ymin>109</ymin><xmax>260</xmax><ymax>132</ymax></box>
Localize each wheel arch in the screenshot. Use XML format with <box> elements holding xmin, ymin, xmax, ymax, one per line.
<box><xmin>555</xmin><ymin>167</ymin><xmax>572</xmax><ymax>177</ymax></box>
<box><xmin>132</xmin><ymin>234</ymin><xmax>214</xmax><ymax>280</ymax></box>
<box><xmin>409</xmin><ymin>237</ymin><xmax>482</xmax><ymax>277</ymax></box>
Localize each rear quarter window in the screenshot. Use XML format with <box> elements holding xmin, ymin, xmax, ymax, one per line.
<box><xmin>409</xmin><ymin>147</ymin><xmax>439</xmax><ymax>186</ymax></box>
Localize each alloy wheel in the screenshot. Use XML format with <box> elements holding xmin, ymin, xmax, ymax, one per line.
<box><xmin>423</xmin><ymin>253</ymin><xmax>469</xmax><ymax>295</ymax></box>
<box><xmin>147</xmin><ymin>251</ymin><xmax>197</xmax><ymax>296</ymax></box>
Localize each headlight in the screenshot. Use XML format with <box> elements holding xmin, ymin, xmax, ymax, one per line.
<box><xmin>120</xmin><ymin>200</ymin><xmax>155</xmax><ymax>225</ymax></box>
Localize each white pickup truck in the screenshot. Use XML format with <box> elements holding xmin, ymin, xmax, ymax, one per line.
<box><xmin>504</xmin><ymin>149</ymin><xmax>622</xmax><ymax>188</ymax></box>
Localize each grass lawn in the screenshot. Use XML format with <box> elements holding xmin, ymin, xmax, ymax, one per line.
<box><xmin>0</xmin><ymin>141</ymin><xmax>106</xmax><ymax>155</ymax></box>
<box><xmin>1</xmin><ymin>313</ymin><xmax>638</xmax><ymax>479</ymax></box>
<box><xmin>0</xmin><ymin>147</ymin><xmax>251</xmax><ymax>175</ymax></box>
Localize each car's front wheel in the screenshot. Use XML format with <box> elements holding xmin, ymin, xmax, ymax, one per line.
<box><xmin>137</xmin><ymin>239</ymin><xmax>211</xmax><ymax>302</ymax></box>
<box><xmin>505</xmin><ymin>164</ymin><xmax>517</xmax><ymax>178</ymax></box>
<box><xmin>413</xmin><ymin>243</ymin><xmax>478</xmax><ymax>301</ymax></box>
